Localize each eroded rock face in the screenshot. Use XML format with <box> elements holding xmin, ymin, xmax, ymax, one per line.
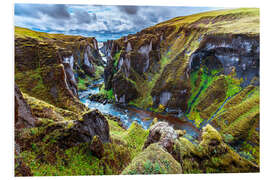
<box><xmin>189</xmin><ymin>34</ymin><xmax>260</xmax><ymax>87</ymax></box>
<box><xmin>102</xmin><ymin>31</ymin><xmax>165</xmax><ymax>103</ymax></box>
<box><xmin>22</xmin><ymin>109</ymin><xmax>110</xmax><ymax>151</ymax></box>
<box><xmin>15</xmin><ymin>84</ymin><xmax>37</xmax><ymax>129</ymax></box>
<box><xmin>101</xmin><ymin>10</ymin><xmax>259</xmax><ymax>117</ymax></box>
<box><xmin>112</xmin><ymin>72</ymin><xmax>139</xmax><ymax>104</ymax></box>
<box><xmin>63</xmin><ymin>62</ymin><xmax>77</xmax><ymax>97</ymax></box>
<box><xmin>75</xmin><ymin>109</ymin><xmax>110</xmax><ymax>143</ymax></box>
<box><xmin>143</xmin><ymin>122</ymin><xmax>178</xmax><ymax>153</ymax></box>
<box><xmin>15</xmin><ymin>27</ymin><xmax>103</xmax><ymax>112</ymax></box>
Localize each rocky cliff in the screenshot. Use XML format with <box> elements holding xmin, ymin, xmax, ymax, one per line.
<box><xmin>14</xmin><ymin>8</ymin><xmax>260</xmax><ymax>176</ymax></box>
<box><xmin>101</xmin><ymin>8</ymin><xmax>260</xmax><ymax>166</ymax></box>
<box><xmin>102</xmin><ymin>8</ymin><xmax>259</xmax><ymax>111</ymax></box>
<box><xmin>15</xmin><ymin>27</ymin><xmax>104</xmax><ymax>112</ymax></box>
<box><xmin>14</xmin><ymin>27</ymin><xmax>113</xmax><ymax>176</ymax></box>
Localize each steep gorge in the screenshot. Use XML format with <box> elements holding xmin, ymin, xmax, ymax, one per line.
<box><xmin>100</xmin><ymin>8</ymin><xmax>260</xmax><ymax>166</ymax></box>
<box><xmin>15</xmin><ymin>27</ymin><xmax>104</xmax><ymax>112</ymax></box>
<box><xmin>14</xmin><ymin>8</ymin><xmax>260</xmax><ymax>176</ymax></box>
<box><xmin>101</xmin><ymin>8</ymin><xmax>259</xmax><ymax>114</ymax></box>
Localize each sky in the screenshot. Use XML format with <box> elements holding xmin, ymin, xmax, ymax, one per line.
<box><xmin>14</xmin><ymin>4</ymin><xmax>222</xmax><ymax>41</ymax></box>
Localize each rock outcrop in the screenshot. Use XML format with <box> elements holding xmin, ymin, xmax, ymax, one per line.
<box><xmin>102</xmin><ymin>8</ymin><xmax>259</xmax><ymax>115</ymax></box>
<box><xmin>14</xmin><ymin>8</ymin><xmax>260</xmax><ymax>175</ymax></box>
<box><xmin>143</xmin><ymin>122</ymin><xmax>178</xmax><ymax>153</ymax></box>
<box><xmin>15</xmin><ymin>27</ymin><xmax>104</xmax><ymax>113</ymax></box>
<box><xmin>101</xmin><ymin>8</ymin><xmax>260</xmax><ymax>167</ymax></box>
<box><xmin>15</xmin><ymin>108</ymin><xmax>110</xmax><ymax>157</ymax></box>
<box><xmin>75</xmin><ymin>109</ymin><xmax>110</xmax><ymax>143</ymax></box>
<box><xmin>15</xmin><ymin>84</ymin><xmax>37</xmax><ymax>129</ymax></box>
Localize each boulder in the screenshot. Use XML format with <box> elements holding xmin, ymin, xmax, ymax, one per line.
<box><xmin>37</xmin><ymin>109</ymin><xmax>110</xmax><ymax>150</ymax></box>
<box><xmin>143</xmin><ymin>122</ymin><xmax>178</xmax><ymax>153</ymax></box>
<box><xmin>68</xmin><ymin>109</ymin><xmax>110</xmax><ymax>144</ymax></box>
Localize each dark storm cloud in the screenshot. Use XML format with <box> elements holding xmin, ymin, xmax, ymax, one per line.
<box><xmin>15</xmin><ymin>4</ymin><xmax>70</xmax><ymax>19</ymax></box>
<box><xmin>73</xmin><ymin>10</ymin><xmax>97</xmax><ymax>24</ymax></box>
<box><xmin>15</xmin><ymin>4</ymin><xmax>223</xmax><ymax>41</ymax></box>
<box><xmin>116</xmin><ymin>6</ymin><xmax>178</xmax><ymax>31</ymax></box>
<box><xmin>117</xmin><ymin>6</ymin><xmax>139</xmax><ymax>15</ymax></box>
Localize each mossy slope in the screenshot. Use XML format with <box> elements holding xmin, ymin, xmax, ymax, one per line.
<box><xmin>15</xmin><ymin>26</ymin><xmax>104</xmax><ymax>113</ymax></box>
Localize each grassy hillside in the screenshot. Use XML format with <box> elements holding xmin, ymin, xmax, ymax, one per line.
<box><xmin>15</xmin><ymin>8</ymin><xmax>260</xmax><ymax>176</ymax></box>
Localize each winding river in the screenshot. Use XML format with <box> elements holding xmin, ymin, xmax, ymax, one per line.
<box><xmin>78</xmin><ymin>46</ymin><xmax>201</xmax><ymax>140</ymax></box>
<box><xmin>78</xmin><ymin>78</ymin><xmax>200</xmax><ymax>140</ymax></box>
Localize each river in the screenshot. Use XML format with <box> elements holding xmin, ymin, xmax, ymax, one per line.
<box><xmin>78</xmin><ymin>46</ymin><xmax>200</xmax><ymax>140</ymax></box>
<box><xmin>78</xmin><ymin>78</ymin><xmax>200</xmax><ymax>141</ymax></box>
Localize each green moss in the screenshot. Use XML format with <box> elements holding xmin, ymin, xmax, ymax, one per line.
<box><xmin>187</xmin><ymin>68</ymin><xmax>222</xmax><ymax>127</ymax></box>
<box><xmin>108</xmin><ymin>120</ymin><xmax>149</xmax><ymax>159</ymax></box>
<box><xmin>95</xmin><ymin>65</ymin><xmax>104</xmax><ymax>79</ymax></box>
<box><xmin>121</xmin><ymin>143</ymin><xmax>182</xmax><ymax>175</ymax></box>
<box><xmin>99</xmin><ymin>88</ymin><xmax>115</xmax><ymax>100</ymax></box>
<box><xmin>16</xmin><ymin>64</ymin><xmax>86</xmax><ymax>113</ymax></box>
<box><xmin>113</xmin><ymin>51</ymin><xmax>121</xmax><ymax>68</ymax></box>
<box><xmin>77</xmin><ymin>77</ymin><xmax>88</xmax><ymax>91</ymax></box>
<box><xmin>18</xmin><ymin>136</ymin><xmax>132</xmax><ymax>176</ymax></box>
<box><xmin>176</xmin><ymin>125</ymin><xmax>259</xmax><ymax>173</ymax></box>
<box><xmin>15</xmin><ymin>67</ymin><xmax>47</xmax><ymax>100</ymax></box>
<box><xmin>23</xmin><ymin>93</ymin><xmax>80</xmax><ymax>122</ymax></box>
<box><xmin>223</xmin><ymin>133</ymin><xmax>234</xmax><ymax>143</ymax></box>
<box><xmin>127</xmin><ymin>52</ymin><xmax>173</xmax><ymax>110</ymax></box>
<box><xmin>224</xmin><ymin>75</ymin><xmax>242</xmax><ymax>98</ymax></box>
<box><xmin>122</xmin><ymin>122</ymin><xmax>149</xmax><ymax>158</ymax></box>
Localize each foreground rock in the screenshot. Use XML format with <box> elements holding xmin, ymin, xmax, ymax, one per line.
<box><xmin>143</xmin><ymin>122</ymin><xmax>178</xmax><ymax>153</ymax></box>
<box><xmin>15</xmin><ymin>105</ymin><xmax>110</xmax><ymax>161</ymax></box>
<box><xmin>177</xmin><ymin>124</ymin><xmax>259</xmax><ymax>173</ymax></box>
<box><xmin>76</xmin><ymin>109</ymin><xmax>110</xmax><ymax>143</ymax></box>
<box><xmin>121</xmin><ymin>143</ymin><xmax>182</xmax><ymax>175</ymax></box>
<box><xmin>40</xmin><ymin>109</ymin><xmax>110</xmax><ymax>150</ymax></box>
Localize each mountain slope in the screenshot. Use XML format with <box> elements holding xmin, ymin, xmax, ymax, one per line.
<box><xmin>14</xmin><ymin>8</ymin><xmax>260</xmax><ymax>176</ymax></box>
<box><xmin>15</xmin><ymin>26</ymin><xmax>104</xmax><ymax>112</ymax></box>
<box><xmin>101</xmin><ymin>8</ymin><xmax>260</xmax><ymax>165</ymax></box>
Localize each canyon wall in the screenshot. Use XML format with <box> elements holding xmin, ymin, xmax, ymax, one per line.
<box><xmin>15</xmin><ymin>27</ymin><xmax>104</xmax><ymax>112</ymax></box>
<box><xmin>101</xmin><ymin>8</ymin><xmax>260</xmax><ymax>165</ymax></box>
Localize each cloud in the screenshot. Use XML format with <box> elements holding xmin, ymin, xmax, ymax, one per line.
<box><xmin>14</xmin><ymin>4</ymin><xmax>223</xmax><ymax>41</ymax></box>
<box><xmin>73</xmin><ymin>9</ymin><xmax>97</xmax><ymax>24</ymax></box>
<box><xmin>15</xmin><ymin>4</ymin><xmax>70</xmax><ymax>19</ymax></box>
<box><xmin>117</xmin><ymin>5</ymin><xmax>139</xmax><ymax>15</ymax></box>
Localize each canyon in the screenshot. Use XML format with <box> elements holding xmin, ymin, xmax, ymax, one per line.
<box><xmin>15</xmin><ymin>8</ymin><xmax>259</xmax><ymax>176</ymax></box>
